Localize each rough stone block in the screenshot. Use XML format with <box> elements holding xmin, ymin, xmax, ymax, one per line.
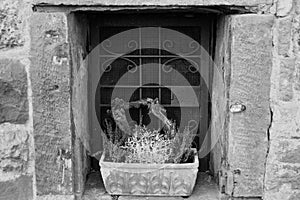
<box><xmin>289</xmin><ymin>192</ymin><xmax>300</xmax><ymax>200</ymax></box>
<box><xmin>36</xmin><ymin>195</ymin><xmax>74</xmax><ymax>200</ymax></box>
<box><xmin>0</xmin><ymin>0</ymin><xmax>25</xmax><ymax>49</ymax></box>
<box><xmin>295</xmin><ymin>0</ymin><xmax>300</xmax><ymax>15</ymax></box>
<box><xmin>265</xmin><ymin>162</ymin><xmax>300</xmax><ymax>198</ymax></box>
<box><xmin>277</xmin><ymin>0</ymin><xmax>293</xmax><ymax>17</ymax></box>
<box><xmin>228</xmin><ymin>14</ymin><xmax>273</xmax><ymax>197</ymax></box>
<box><xmin>118</xmin><ymin>196</ymin><xmax>181</xmax><ymax>200</ymax></box>
<box><xmin>273</xmin><ymin>103</ymin><xmax>299</xmax><ymax>124</ymax></box>
<box><xmin>295</xmin><ymin>60</ymin><xmax>300</xmax><ymax>91</ymax></box>
<box><xmin>277</xmin><ymin>141</ymin><xmax>300</xmax><ymax>164</ymax></box>
<box><xmin>277</xmin><ymin>16</ymin><xmax>292</xmax><ymax>56</ymax></box>
<box><xmin>83</xmin><ymin>194</ymin><xmax>112</xmax><ymax>200</ymax></box>
<box><xmin>0</xmin><ymin>59</ymin><xmax>28</xmax><ymax>124</ymax></box>
<box><xmin>269</xmin><ymin>103</ymin><xmax>300</xmax><ymax>140</ymax></box>
<box><xmin>279</xmin><ymin>58</ymin><xmax>295</xmax><ymax>102</ymax></box>
<box><xmin>264</xmin><ymin>183</ymin><xmax>299</xmax><ymax>200</ymax></box>
<box><xmin>0</xmin><ymin>127</ymin><xmax>29</xmax><ymax>175</ymax></box>
<box><xmin>0</xmin><ymin>175</ymin><xmax>33</xmax><ymax>200</ymax></box>
<box><xmin>224</xmin><ymin>198</ymin><xmax>262</xmax><ymax>200</ymax></box>
<box><xmin>265</xmin><ymin>138</ymin><xmax>300</xmax><ymax>199</ymax></box>
<box><xmin>30</xmin><ymin>12</ymin><xmax>72</xmax><ymax>195</ymax></box>
<box><xmin>294</xmin><ymin>16</ymin><xmax>300</xmax><ymax>53</ymax></box>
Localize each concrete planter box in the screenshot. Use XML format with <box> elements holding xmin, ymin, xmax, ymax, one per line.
<box><xmin>99</xmin><ymin>149</ymin><xmax>199</xmax><ymax>196</ymax></box>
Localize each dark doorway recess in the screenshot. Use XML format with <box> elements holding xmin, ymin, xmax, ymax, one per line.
<box><xmin>69</xmin><ymin>10</ymin><xmax>218</xmax><ymax>198</ymax></box>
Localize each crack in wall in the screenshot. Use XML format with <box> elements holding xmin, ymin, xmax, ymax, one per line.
<box><xmin>231</xmin><ymin>173</ymin><xmax>236</xmax><ymax>197</ymax></box>
<box><xmin>263</xmin><ymin>106</ymin><xmax>273</xmax><ymax>194</ymax></box>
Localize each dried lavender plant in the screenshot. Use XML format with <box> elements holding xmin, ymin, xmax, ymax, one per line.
<box><xmin>169</xmin><ymin>126</ymin><xmax>196</xmax><ymax>163</ymax></box>
<box><xmin>102</xmin><ymin>119</ymin><xmax>127</xmax><ymax>162</ymax></box>
<box><xmin>124</xmin><ymin>125</ymin><xmax>172</xmax><ymax>164</ymax></box>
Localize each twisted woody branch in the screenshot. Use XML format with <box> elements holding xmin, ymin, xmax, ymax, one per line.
<box><xmin>111</xmin><ymin>98</ymin><xmax>173</xmax><ymax>136</ymax></box>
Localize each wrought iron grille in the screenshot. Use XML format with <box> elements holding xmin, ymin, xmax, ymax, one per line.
<box><xmin>96</xmin><ymin>27</ymin><xmax>204</xmax><ymax>132</ymax></box>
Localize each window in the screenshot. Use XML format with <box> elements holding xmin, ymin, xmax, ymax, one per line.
<box><xmin>88</xmin><ymin>13</ymin><xmax>214</xmax><ymax>171</ymax></box>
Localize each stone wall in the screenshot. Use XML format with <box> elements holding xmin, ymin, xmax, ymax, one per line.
<box><xmin>0</xmin><ymin>0</ymin><xmax>299</xmax><ymax>200</ymax></box>
<box><xmin>0</xmin><ymin>0</ymin><xmax>35</xmax><ymax>200</ymax></box>
<box><xmin>264</xmin><ymin>0</ymin><xmax>300</xmax><ymax>199</ymax></box>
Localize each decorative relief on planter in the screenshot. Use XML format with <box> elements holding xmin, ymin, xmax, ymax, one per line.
<box><xmin>105</xmin><ymin>170</ymin><xmax>193</xmax><ymax>195</ymax></box>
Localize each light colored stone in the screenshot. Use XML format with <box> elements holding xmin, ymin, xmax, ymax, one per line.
<box><xmin>119</xmin><ymin>196</ymin><xmax>182</xmax><ymax>200</ymax></box>
<box><xmin>272</xmin><ymin>111</ymin><xmax>296</xmax><ymax>130</ymax></box>
<box><xmin>0</xmin><ymin>0</ymin><xmax>25</xmax><ymax>49</ymax></box>
<box><xmin>0</xmin><ymin>127</ymin><xmax>29</xmax><ymax>175</ymax></box>
<box><xmin>225</xmin><ymin>198</ymin><xmax>261</xmax><ymax>200</ymax></box>
<box><xmin>278</xmin><ymin>58</ymin><xmax>295</xmax><ymax>102</ymax></box>
<box><xmin>265</xmin><ymin>122</ymin><xmax>300</xmax><ymax>198</ymax></box>
<box><xmin>277</xmin><ymin>16</ymin><xmax>292</xmax><ymax>56</ymax></box>
<box><xmin>277</xmin><ymin>0</ymin><xmax>293</xmax><ymax>17</ymax></box>
<box><xmin>0</xmin><ymin>59</ymin><xmax>28</xmax><ymax>124</ymax></box>
<box><xmin>289</xmin><ymin>192</ymin><xmax>300</xmax><ymax>200</ymax></box>
<box><xmin>30</xmin><ymin>12</ymin><xmax>72</xmax><ymax>195</ymax></box>
<box><xmin>295</xmin><ymin>0</ymin><xmax>300</xmax><ymax>15</ymax></box>
<box><xmin>265</xmin><ymin>161</ymin><xmax>300</xmax><ymax>199</ymax></box>
<box><xmin>279</xmin><ymin>145</ymin><xmax>300</xmax><ymax>164</ymax></box>
<box><xmin>36</xmin><ymin>195</ymin><xmax>74</xmax><ymax>200</ymax></box>
<box><xmin>270</xmin><ymin>139</ymin><xmax>300</xmax><ymax>164</ymax></box>
<box><xmin>295</xmin><ymin>61</ymin><xmax>300</xmax><ymax>91</ymax></box>
<box><xmin>228</xmin><ymin>14</ymin><xmax>273</xmax><ymax>197</ymax></box>
<box><xmin>0</xmin><ymin>175</ymin><xmax>33</xmax><ymax>200</ymax></box>
<box><xmin>269</xmin><ymin>104</ymin><xmax>300</xmax><ymax>139</ymax></box>
<box><xmin>265</xmin><ymin>183</ymin><xmax>296</xmax><ymax>200</ymax></box>
<box><xmin>293</xmin><ymin>15</ymin><xmax>300</xmax><ymax>54</ymax></box>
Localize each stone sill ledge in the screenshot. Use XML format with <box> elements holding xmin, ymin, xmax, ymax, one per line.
<box><xmin>33</xmin><ymin>0</ymin><xmax>272</xmax><ymax>7</ymax></box>
<box><xmin>82</xmin><ymin>172</ymin><xmax>220</xmax><ymax>200</ymax></box>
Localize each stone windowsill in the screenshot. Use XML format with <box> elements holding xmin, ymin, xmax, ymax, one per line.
<box><xmin>83</xmin><ymin>172</ymin><xmax>220</xmax><ymax>200</ymax></box>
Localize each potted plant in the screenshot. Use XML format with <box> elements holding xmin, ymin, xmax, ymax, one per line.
<box><xmin>99</xmin><ymin>98</ymin><xmax>199</xmax><ymax>196</ymax></box>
